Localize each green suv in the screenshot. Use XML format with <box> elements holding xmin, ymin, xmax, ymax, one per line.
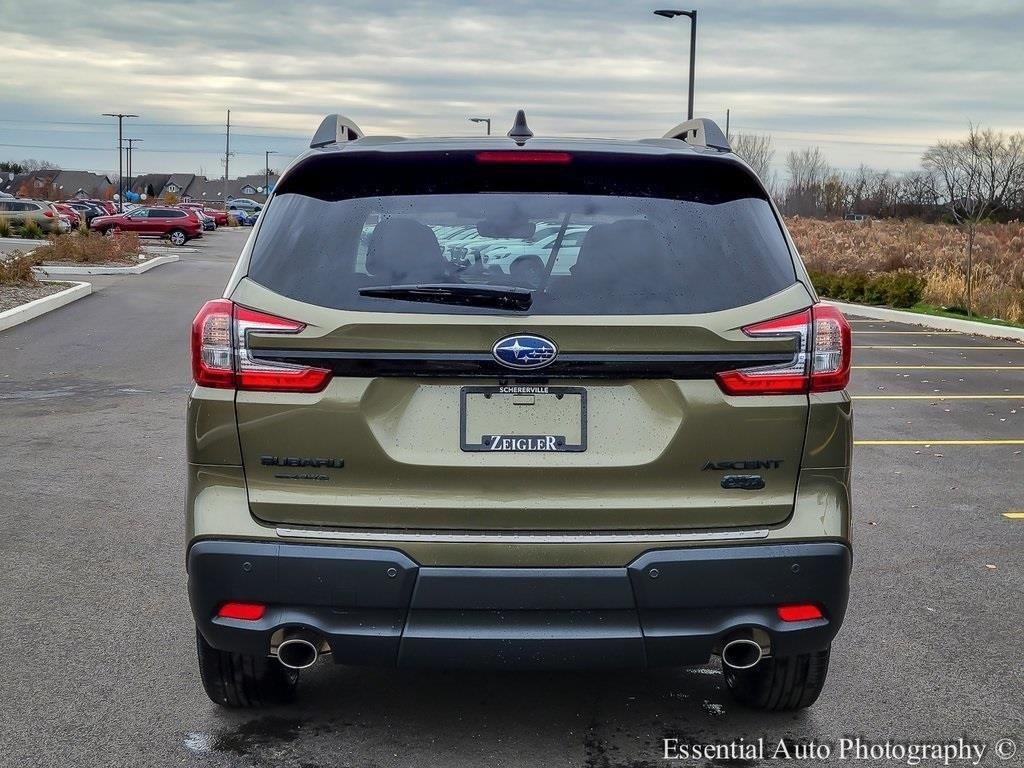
<box><xmin>187</xmin><ymin>112</ymin><xmax>852</xmax><ymax>711</ymax></box>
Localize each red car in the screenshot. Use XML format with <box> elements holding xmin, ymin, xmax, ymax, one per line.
<box><xmin>83</xmin><ymin>199</ymin><xmax>118</xmax><ymax>215</ymax></box>
<box><xmin>52</xmin><ymin>203</ymin><xmax>82</xmax><ymax>229</ymax></box>
<box><xmin>182</xmin><ymin>203</ymin><xmax>228</xmax><ymax>226</ymax></box>
<box><xmin>89</xmin><ymin>206</ymin><xmax>203</xmax><ymax>246</ymax></box>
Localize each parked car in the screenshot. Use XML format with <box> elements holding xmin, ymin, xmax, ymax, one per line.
<box><xmin>194</xmin><ymin>209</ymin><xmax>217</xmax><ymax>231</ymax></box>
<box><xmin>0</xmin><ymin>198</ymin><xmax>63</xmax><ymax>234</ymax></box>
<box><xmin>182</xmin><ymin>203</ymin><xmax>227</xmax><ymax>227</ymax></box>
<box><xmin>83</xmin><ymin>199</ymin><xmax>117</xmax><ymax>215</ymax></box>
<box><xmin>90</xmin><ymin>206</ymin><xmax>203</xmax><ymax>245</ymax></box>
<box><xmin>226</xmin><ymin>197</ymin><xmax>262</xmax><ymax>212</ymax></box>
<box><xmin>228</xmin><ymin>207</ymin><xmax>256</xmax><ymax>226</ymax></box>
<box><xmin>52</xmin><ymin>203</ymin><xmax>83</xmax><ymax>229</ymax></box>
<box><xmin>64</xmin><ymin>201</ymin><xmax>106</xmax><ymax>225</ymax></box>
<box><xmin>477</xmin><ymin>227</ymin><xmax>591</xmax><ymax>281</ymax></box>
<box><xmin>186</xmin><ymin>112</ymin><xmax>853</xmax><ymax>712</ymax></box>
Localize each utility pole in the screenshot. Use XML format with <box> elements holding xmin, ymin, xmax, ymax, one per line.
<box><xmin>102</xmin><ymin>112</ymin><xmax>138</xmax><ymax>212</ymax></box>
<box><xmin>469</xmin><ymin>117</ymin><xmax>491</xmax><ymax>135</ymax></box>
<box><xmin>653</xmin><ymin>10</ymin><xmax>697</xmax><ymax>120</ymax></box>
<box><xmin>264</xmin><ymin>150</ymin><xmax>279</xmax><ymax>201</ymax></box>
<box><xmin>125</xmin><ymin>139</ymin><xmax>143</xmax><ymax>192</ymax></box>
<box><xmin>725</xmin><ymin>109</ymin><xmax>730</xmax><ymax>139</ymax></box>
<box><xmin>223</xmin><ymin>109</ymin><xmax>231</xmax><ymax>206</ymax></box>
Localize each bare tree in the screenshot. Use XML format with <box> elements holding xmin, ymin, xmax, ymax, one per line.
<box><xmin>20</xmin><ymin>158</ymin><xmax>58</xmax><ymax>171</ymax></box>
<box><xmin>783</xmin><ymin>147</ymin><xmax>831</xmax><ymax>216</ymax></box>
<box><xmin>786</xmin><ymin>147</ymin><xmax>829</xmax><ymax>194</ymax></box>
<box><xmin>922</xmin><ymin>126</ymin><xmax>1024</xmax><ymax>314</ymax></box>
<box><xmin>731</xmin><ymin>133</ymin><xmax>774</xmax><ymax>181</ymax></box>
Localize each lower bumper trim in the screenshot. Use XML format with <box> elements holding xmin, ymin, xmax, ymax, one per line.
<box><xmin>189</xmin><ymin>540</ymin><xmax>850</xmax><ymax>669</ymax></box>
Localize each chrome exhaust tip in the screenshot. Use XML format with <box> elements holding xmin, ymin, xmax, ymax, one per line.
<box><xmin>276</xmin><ymin>636</ymin><xmax>319</xmax><ymax>670</ymax></box>
<box><xmin>721</xmin><ymin>638</ymin><xmax>764</xmax><ymax>670</ymax></box>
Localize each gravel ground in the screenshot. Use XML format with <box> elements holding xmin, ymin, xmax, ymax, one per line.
<box><xmin>0</xmin><ymin>281</ymin><xmax>71</xmax><ymax>312</ymax></box>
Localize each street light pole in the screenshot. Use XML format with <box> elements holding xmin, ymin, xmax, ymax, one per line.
<box><xmin>264</xmin><ymin>150</ymin><xmax>279</xmax><ymax>200</ymax></box>
<box><xmin>469</xmin><ymin>117</ymin><xmax>491</xmax><ymax>136</ymax></box>
<box><xmin>653</xmin><ymin>9</ymin><xmax>697</xmax><ymax>120</ymax></box>
<box><xmin>102</xmin><ymin>112</ymin><xmax>138</xmax><ymax>212</ymax></box>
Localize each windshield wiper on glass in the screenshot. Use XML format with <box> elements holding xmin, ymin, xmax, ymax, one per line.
<box><xmin>359</xmin><ymin>283</ymin><xmax>533</xmax><ymax>311</ymax></box>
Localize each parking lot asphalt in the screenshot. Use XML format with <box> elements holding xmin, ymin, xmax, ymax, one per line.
<box><xmin>1</xmin><ymin>230</ymin><xmax>1021</xmax><ymax>767</ymax></box>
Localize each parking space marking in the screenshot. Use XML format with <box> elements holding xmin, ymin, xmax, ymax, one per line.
<box><xmin>854</xmin><ymin>345</ymin><xmax>1023</xmax><ymax>350</ymax></box>
<box><xmin>853</xmin><ymin>331</ymin><xmax>962</xmax><ymax>335</ymax></box>
<box><xmin>855</xmin><ymin>439</ymin><xmax>1024</xmax><ymax>445</ymax></box>
<box><xmin>853</xmin><ymin>365</ymin><xmax>1024</xmax><ymax>370</ymax></box>
<box><xmin>853</xmin><ymin>395</ymin><xmax>1024</xmax><ymax>400</ymax></box>
<box><xmin>1003</xmin><ymin>512</ymin><xmax>1024</xmax><ymax>519</ymax></box>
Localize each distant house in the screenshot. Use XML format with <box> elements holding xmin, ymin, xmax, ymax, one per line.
<box><xmin>186</xmin><ymin>173</ymin><xmax>280</xmax><ymax>206</ymax></box>
<box><xmin>0</xmin><ymin>169</ymin><xmax>114</xmax><ymax>200</ymax></box>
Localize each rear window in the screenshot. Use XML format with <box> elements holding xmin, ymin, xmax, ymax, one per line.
<box><xmin>248</xmin><ymin>150</ymin><xmax>796</xmax><ymax>315</ymax></box>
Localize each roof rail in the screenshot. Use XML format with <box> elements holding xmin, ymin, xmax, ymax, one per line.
<box><xmin>310</xmin><ymin>114</ymin><xmax>365</xmax><ymax>148</ymax></box>
<box><xmin>663</xmin><ymin>118</ymin><xmax>730</xmax><ymax>151</ymax></box>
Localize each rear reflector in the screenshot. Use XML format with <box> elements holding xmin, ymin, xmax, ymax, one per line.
<box><xmin>777</xmin><ymin>604</ymin><xmax>824</xmax><ymax>622</ymax></box>
<box><xmin>715</xmin><ymin>303</ymin><xmax>851</xmax><ymax>396</ymax></box>
<box><xmin>217</xmin><ymin>602</ymin><xmax>266</xmax><ymax>621</ymax></box>
<box><xmin>476</xmin><ymin>151</ymin><xmax>572</xmax><ymax>165</ymax></box>
<box><xmin>190</xmin><ymin>300</ymin><xmax>331</xmax><ymax>393</ymax></box>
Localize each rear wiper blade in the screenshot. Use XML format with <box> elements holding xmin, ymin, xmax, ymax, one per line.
<box><xmin>359</xmin><ymin>283</ymin><xmax>532</xmax><ymax>311</ymax></box>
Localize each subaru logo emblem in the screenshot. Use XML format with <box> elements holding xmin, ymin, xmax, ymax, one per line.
<box><xmin>492</xmin><ymin>334</ymin><xmax>557</xmax><ymax>370</ymax></box>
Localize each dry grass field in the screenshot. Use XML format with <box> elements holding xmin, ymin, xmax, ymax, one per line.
<box><xmin>787</xmin><ymin>217</ymin><xmax>1024</xmax><ymax>323</ymax></box>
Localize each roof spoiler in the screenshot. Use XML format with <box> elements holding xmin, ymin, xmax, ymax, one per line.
<box><xmin>663</xmin><ymin>118</ymin><xmax>730</xmax><ymax>151</ymax></box>
<box><xmin>310</xmin><ymin>114</ymin><xmax>365</xmax><ymax>148</ymax></box>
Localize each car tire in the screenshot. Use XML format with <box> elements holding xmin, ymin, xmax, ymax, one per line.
<box><xmin>103</xmin><ymin>227</ymin><xmax>120</xmax><ymax>238</ymax></box>
<box><xmin>195</xmin><ymin>628</ymin><xmax>298</xmax><ymax>708</ymax></box>
<box><xmin>168</xmin><ymin>229</ymin><xmax>187</xmax><ymax>246</ymax></box>
<box><xmin>722</xmin><ymin>646</ymin><xmax>831</xmax><ymax>711</ymax></box>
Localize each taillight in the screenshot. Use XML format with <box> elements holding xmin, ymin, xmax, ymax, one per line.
<box><xmin>777</xmin><ymin>604</ymin><xmax>824</xmax><ymax>622</ymax></box>
<box><xmin>217</xmin><ymin>602</ymin><xmax>266</xmax><ymax>621</ymax></box>
<box><xmin>475</xmin><ymin>151</ymin><xmax>572</xmax><ymax>164</ymax></box>
<box><xmin>190</xmin><ymin>300</ymin><xmax>331</xmax><ymax>393</ymax></box>
<box><xmin>809</xmin><ymin>303</ymin><xmax>852</xmax><ymax>392</ymax></box>
<box><xmin>44</xmin><ymin>209</ymin><xmax>54</xmax><ymax>218</ymax></box>
<box><xmin>715</xmin><ymin>304</ymin><xmax>851</xmax><ymax>396</ymax></box>
<box><xmin>191</xmin><ymin>299</ymin><xmax>234</xmax><ymax>388</ymax></box>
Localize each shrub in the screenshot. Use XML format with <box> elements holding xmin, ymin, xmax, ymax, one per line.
<box><xmin>870</xmin><ymin>271</ymin><xmax>925</xmax><ymax>308</ymax></box>
<box><xmin>20</xmin><ymin>218</ymin><xmax>43</xmax><ymax>239</ymax></box>
<box><xmin>790</xmin><ymin>217</ymin><xmax>1024</xmax><ymax>323</ymax></box>
<box><xmin>0</xmin><ymin>251</ymin><xmax>37</xmax><ymax>286</ymax></box>
<box><xmin>0</xmin><ymin>218</ymin><xmax>11</xmax><ymax>238</ymax></box>
<box><xmin>29</xmin><ymin>231</ymin><xmax>141</xmax><ymax>264</ymax></box>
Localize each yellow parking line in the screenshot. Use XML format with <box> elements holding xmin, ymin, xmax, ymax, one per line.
<box><xmin>855</xmin><ymin>439</ymin><xmax>1024</xmax><ymax>445</ymax></box>
<box><xmin>1003</xmin><ymin>512</ymin><xmax>1024</xmax><ymax>519</ymax></box>
<box><xmin>851</xmin><ymin>397</ymin><xmax>1024</xmax><ymax>403</ymax></box>
<box><xmin>853</xmin><ymin>365</ymin><xmax>1024</xmax><ymax>370</ymax></box>
<box><xmin>854</xmin><ymin>345</ymin><xmax>1023</xmax><ymax>350</ymax></box>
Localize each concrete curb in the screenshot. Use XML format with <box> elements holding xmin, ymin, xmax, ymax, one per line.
<box><xmin>143</xmin><ymin>245</ymin><xmax>198</xmax><ymax>254</ymax></box>
<box><xmin>0</xmin><ymin>281</ymin><xmax>91</xmax><ymax>332</ymax></box>
<box><xmin>831</xmin><ymin>300</ymin><xmax>1024</xmax><ymax>342</ymax></box>
<box><xmin>0</xmin><ymin>237</ymin><xmax>45</xmax><ymax>250</ymax></box>
<box><xmin>32</xmin><ymin>254</ymin><xmax>179</xmax><ymax>276</ymax></box>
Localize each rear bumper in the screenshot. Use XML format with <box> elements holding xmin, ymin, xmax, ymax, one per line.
<box><xmin>189</xmin><ymin>540</ymin><xmax>851</xmax><ymax>669</ymax></box>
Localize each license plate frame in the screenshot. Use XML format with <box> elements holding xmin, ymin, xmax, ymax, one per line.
<box><xmin>460</xmin><ymin>385</ymin><xmax>588</xmax><ymax>452</ymax></box>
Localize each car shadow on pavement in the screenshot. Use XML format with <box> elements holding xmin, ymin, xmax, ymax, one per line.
<box><xmin>184</xmin><ymin>663</ymin><xmax>817</xmax><ymax>768</ymax></box>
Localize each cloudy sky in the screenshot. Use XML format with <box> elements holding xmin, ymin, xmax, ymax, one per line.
<box><xmin>1</xmin><ymin>0</ymin><xmax>1021</xmax><ymax>180</ymax></box>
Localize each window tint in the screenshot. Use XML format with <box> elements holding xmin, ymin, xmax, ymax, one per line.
<box><xmin>249</xmin><ymin>151</ymin><xmax>796</xmax><ymax>316</ymax></box>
